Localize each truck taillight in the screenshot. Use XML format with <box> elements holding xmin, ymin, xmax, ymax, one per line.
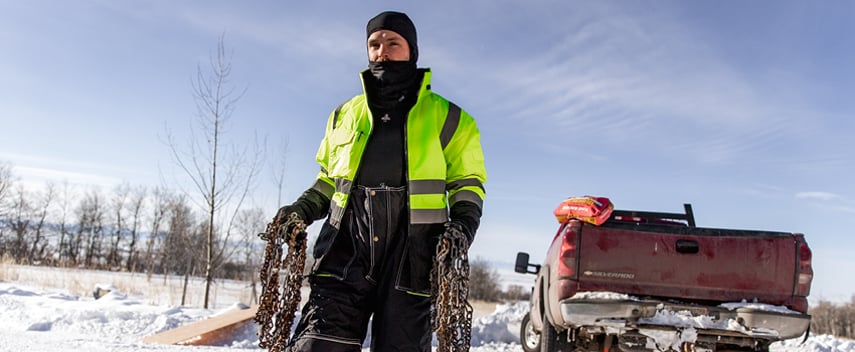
<box><xmin>558</xmin><ymin>223</ymin><xmax>579</xmax><ymax>278</ymax></box>
<box><xmin>795</xmin><ymin>239</ymin><xmax>812</xmax><ymax>297</ymax></box>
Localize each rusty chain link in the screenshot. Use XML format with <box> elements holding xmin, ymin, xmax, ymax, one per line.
<box><xmin>256</xmin><ymin>212</ymin><xmax>307</xmax><ymax>352</ymax></box>
<box><xmin>431</xmin><ymin>227</ymin><xmax>473</xmax><ymax>352</ymax></box>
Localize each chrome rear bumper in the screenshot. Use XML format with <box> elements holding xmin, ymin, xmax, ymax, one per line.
<box><xmin>559</xmin><ymin>299</ymin><xmax>810</xmax><ymax>340</ymax></box>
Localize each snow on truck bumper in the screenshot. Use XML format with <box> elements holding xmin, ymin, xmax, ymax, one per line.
<box><xmin>558</xmin><ymin>298</ymin><xmax>810</xmax><ymax>340</ymax></box>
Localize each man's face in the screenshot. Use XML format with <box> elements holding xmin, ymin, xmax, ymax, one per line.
<box><xmin>367</xmin><ymin>30</ymin><xmax>410</xmax><ymax>62</ymax></box>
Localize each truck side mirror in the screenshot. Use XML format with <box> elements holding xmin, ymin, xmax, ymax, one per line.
<box><xmin>515</xmin><ymin>252</ymin><xmax>541</xmax><ymax>275</ymax></box>
<box><xmin>515</xmin><ymin>252</ymin><xmax>530</xmax><ymax>273</ymax></box>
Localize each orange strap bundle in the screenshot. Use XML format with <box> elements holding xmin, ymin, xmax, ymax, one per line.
<box><xmin>553</xmin><ymin>196</ymin><xmax>614</xmax><ymax>225</ymax></box>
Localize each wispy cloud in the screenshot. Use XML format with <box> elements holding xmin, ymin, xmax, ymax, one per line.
<box><xmin>793</xmin><ymin>192</ymin><xmax>855</xmax><ymax>215</ymax></box>
<box><xmin>795</xmin><ymin>191</ymin><xmax>841</xmax><ymax>201</ymax></box>
<box><xmin>91</xmin><ymin>2</ymin><xmax>365</xmax><ymax>76</ymax></box>
<box><xmin>177</xmin><ymin>7</ymin><xmax>363</xmax><ymax>62</ymax></box>
<box><xmin>470</xmin><ymin>5</ymin><xmax>812</xmax><ymax>167</ymax></box>
<box><xmin>0</xmin><ymin>152</ymin><xmax>132</xmax><ymax>190</ymax></box>
<box><xmin>14</xmin><ymin>166</ymin><xmax>121</xmax><ymax>190</ymax></box>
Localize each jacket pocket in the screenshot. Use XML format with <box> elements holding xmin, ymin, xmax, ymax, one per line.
<box><xmin>327</xmin><ymin>128</ymin><xmax>361</xmax><ymax>177</ymax></box>
<box><xmin>313</xmin><ymin>215</ymin><xmax>357</xmax><ymax>280</ymax></box>
<box><xmin>329</xmin><ymin>127</ymin><xmax>356</xmax><ymax>146</ymax></box>
<box><xmin>395</xmin><ymin>223</ymin><xmax>443</xmax><ymax>294</ymax></box>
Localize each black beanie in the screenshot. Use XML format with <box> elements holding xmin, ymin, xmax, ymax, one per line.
<box><xmin>366</xmin><ymin>11</ymin><xmax>418</xmax><ymax>63</ymax></box>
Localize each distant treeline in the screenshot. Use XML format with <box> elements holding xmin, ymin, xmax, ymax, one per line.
<box><xmin>811</xmin><ymin>298</ymin><xmax>855</xmax><ymax>338</ymax></box>
<box><xmin>0</xmin><ymin>162</ymin><xmax>268</xmax><ymax>283</ymax></box>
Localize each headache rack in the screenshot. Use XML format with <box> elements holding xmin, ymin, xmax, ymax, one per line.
<box><xmin>609</xmin><ymin>203</ymin><xmax>696</xmax><ymax>227</ymax></box>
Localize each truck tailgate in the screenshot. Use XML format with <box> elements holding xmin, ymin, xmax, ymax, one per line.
<box><xmin>576</xmin><ymin>223</ymin><xmax>798</xmax><ymax>304</ymax></box>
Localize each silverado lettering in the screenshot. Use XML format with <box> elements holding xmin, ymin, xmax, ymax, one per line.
<box><xmin>583</xmin><ymin>271</ymin><xmax>636</xmax><ymax>280</ymax></box>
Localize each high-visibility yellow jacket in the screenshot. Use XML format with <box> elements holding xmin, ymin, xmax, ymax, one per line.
<box><xmin>309</xmin><ymin>69</ymin><xmax>487</xmax><ymax>230</ymax></box>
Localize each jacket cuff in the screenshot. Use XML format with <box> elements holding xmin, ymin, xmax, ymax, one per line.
<box><xmin>449</xmin><ymin>201</ymin><xmax>482</xmax><ymax>242</ymax></box>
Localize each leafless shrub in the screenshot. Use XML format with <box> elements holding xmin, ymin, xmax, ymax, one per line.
<box><xmin>811</xmin><ymin>297</ymin><xmax>855</xmax><ymax>338</ymax></box>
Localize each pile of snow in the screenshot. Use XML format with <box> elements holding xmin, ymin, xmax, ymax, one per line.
<box><xmin>0</xmin><ymin>281</ymin><xmax>526</xmax><ymax>351</ymax></box>
<box><xmin>0</xmin><ymin>280</ymin><xmax>852</xmax><ymax>352</ymax></box>
<box><xmin>470</xmin><ymin>302</ymin><xmax>529</xmax><ymax>346</ymax></box>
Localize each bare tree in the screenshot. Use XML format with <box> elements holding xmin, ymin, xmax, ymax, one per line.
<box><xmin>502</xmin><ymin>284</ymin><xmax>531</xmax><ymax>302</ymax></box>
<box><xmin>77</xmin><ymin>188</ymin><xmax>106</xmax><ymax>268</ymax></box>
<box><xmin>165</xmin><ymin>34</ymin><xmax>262</xmax><ymax>308</ymax></box>
<box><xmin>145</xmin><ymin>186</ymin><xmax>170</xmax><ymax>280</ymax></box>
<box><xmin>2</xmin><ymin>181</ymin><xmax>54</xmax><ymax>264</ymax></box>
<box><xmin>0</xmin><ymin>162</ymin><xmax>12</xmax><ymax>215</ymax></box>
<box><xmin>236</xmin><ymin>207</ymin><xmax>266</xmax><ymax>303</ymax></box>
<box><xmin>7</xmin><ymin>185</ymin><xmax>31</xmax><ymax>262</ymax></box>
<box><xmin>469</xmin><ymin>256</ymin><xmax>502</xmax><ymax>302</ymax></box>
<box><xmin>125</xmin><ymin>186</ymin><xmax>146</xmax><ymax>272</ymax></box>
<box><xmin>160</xmin><ymin>195</ymin><xmax>199</xmax><ymax>305</ymax></box>
<box><xmin>0</xmin><ymin>163</ymin><xmax>12</xmax><ymax>256</ymax></box>
<box><xmin>811</xmin><ymin>296</ymin><xmax>855</xmax><ymax>338</ymax></box>
<box><xmin>107</xmin><ymin>183</ymin><xmax>130</xmax><ymax>270</ymax></box>
<box><xmin>56</xmin><ymin>182</ymin><xmax>76</xmax><ymax>267</ymax></box>
<box><xmin>28</xmin><ymin>183</ymin><xmax>55</xmax><ymax>264</ymax></box>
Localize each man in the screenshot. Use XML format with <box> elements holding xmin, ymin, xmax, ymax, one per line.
<box><xmin>275</xmin><ymin>11</ymin><xmax>486</xmax><ymax>352</ymax></box>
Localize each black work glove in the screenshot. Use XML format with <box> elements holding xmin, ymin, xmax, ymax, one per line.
<box><xmin>273</xmin><ymin>205</ymin><xmax>307</xmax><ymax>241</ymax></box>
<box><xmin>443</xmin><ymin>220</ymin><xmax>471</xmax><ymax>249</ymax></box>
<box><xmin>274</xmin><ymin>189</ymin><xmax>330</xmax><ymax>224</ymax></box>
<box><xmin>271</xmin><ymin>188</ymin><xmax>331</xmax><ymax>239</ymax></box>
<box><xmin>274</xmin><ymin>205</ymin><xmax>306</xmax><ymax>227</ymax></box>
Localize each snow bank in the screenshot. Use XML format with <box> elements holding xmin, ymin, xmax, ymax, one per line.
<box><xmin>1</xmin><ymin>280</ymin><xmax>852</xmax><ymax>352</ymax></box>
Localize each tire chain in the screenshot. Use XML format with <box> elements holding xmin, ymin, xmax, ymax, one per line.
<box><xmin>255</xmin><ymin>213</ymin><xmax>307</xmax><ymax>352</ymax></box>
<box><xmin>431</xmin><ymin>229</ymin><xmax>473</xmax><ymax>352</ymax></box>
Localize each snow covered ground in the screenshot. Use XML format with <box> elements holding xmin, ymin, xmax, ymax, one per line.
<box><xmin>0</xmin><ymin>265</ymin><xmax>852</xmax><ymax>352</ymax></box>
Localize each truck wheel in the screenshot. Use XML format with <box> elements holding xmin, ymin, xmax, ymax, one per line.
<box><xmin>520</xmin><ymin>312</ymin><xmax>541</xmax><ymax>352</ymax></box>
<box><xmin>541</xmin><ymin>314</ymin><xmax>571</xmax><ymax>352</ymax></box>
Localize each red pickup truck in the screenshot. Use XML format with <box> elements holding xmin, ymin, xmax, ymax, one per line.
<box><xmin>515</xmin><ymin>202</ymin><xmax>813</xmax><ymax>352</ymax></box>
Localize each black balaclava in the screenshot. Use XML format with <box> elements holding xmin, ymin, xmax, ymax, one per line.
<box><xmin>366</xmin><ymin>11</ymin><xmax>418</xmax><ymax>63</ymax></box>
<box><xmin>366</xmin><ymin>11</ymin><xmax>419</xmax><ymax>91</ymax></box>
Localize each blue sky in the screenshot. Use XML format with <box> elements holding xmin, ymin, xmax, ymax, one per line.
<box><xmin>2</xmin><ymin>1</ymin><xmax>854</xmax><ymax>302</ymax></box>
